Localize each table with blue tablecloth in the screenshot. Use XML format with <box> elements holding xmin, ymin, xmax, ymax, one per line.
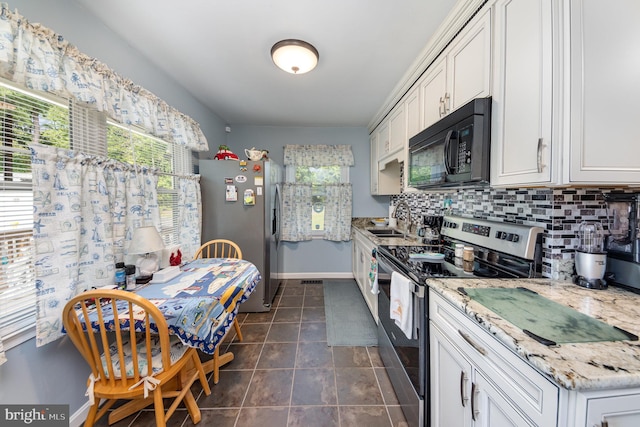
<box><xmin>81</xmin><ymin>258</ymin><xmax>261</xmax><ymax>373</ymax></box>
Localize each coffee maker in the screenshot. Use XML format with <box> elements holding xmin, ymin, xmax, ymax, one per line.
<box><xmin>574</xmin><ymin>221</ymin><xmax>608</xmax><ymax>289</ymax></box>
<box><xmin>604</xmin><ymin>192</ymin><xmax>640</xmax><ymax>293</ymax></box>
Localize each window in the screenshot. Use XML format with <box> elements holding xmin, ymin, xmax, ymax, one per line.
<box><xmin>0</xmin><ymin>80</ymin><xmax>192</xmax><ymax>350</ymax></box>
<box><xmin>281</xmin><ymin>144</ymin><xmax>354</xmax><ymax>242</ymax></box>
<box><xmin>106</xmin><ymin>122</ymin><xmax>191</xmax><ymax>245</ymax></box>
<box><xmin>286</xmin><ymin>165</ymin><xmax>349</xmax><ymax>233</ymax></box>
<box><xmin>0</xmin><ymin>82</ymin><xmax>70</xmax><ymax>349</ymax></box>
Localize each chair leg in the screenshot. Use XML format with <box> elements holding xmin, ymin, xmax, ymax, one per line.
<box><xmin>84</xmin><ymin>402</ymin><xmax>99</xmax><ymax>427</ymax></box>
<box><xmin>183</xmin><ymin>388</ymin><xmax>202</xmax><ymax>424</ymax></box>
<box><xmin>233</xmin><ymin>318</ymin><xmax>243</xmax><ymax>342</ymax></box>
<box><xmin>193</xmin><ymin>351</ymin><xmax>211</xmax><ymax>396</ymax></box>
<box><xmin>153</xmin><ymin>387</ymin><xmax>167</xmax><ymax>427</ymax></box>
<box><xmin>213</xmin><ymin>346</ymin><xmax>220</xmax><ymax>385</ymax></box>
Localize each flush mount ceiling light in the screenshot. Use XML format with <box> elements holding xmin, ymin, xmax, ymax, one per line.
<box><xmin>271</xmin><ymin>39</ymin><xmax>319</xmax><ymax>74</ymax></box>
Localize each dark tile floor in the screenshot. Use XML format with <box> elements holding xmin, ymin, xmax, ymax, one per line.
<box><xmin>93</xmin><ymin>279</ymin><xmax>408</xmax><ymax>427</ymax></box>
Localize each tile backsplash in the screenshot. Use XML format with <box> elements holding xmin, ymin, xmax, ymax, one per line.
<box><xmin>391</xmin><ymin>187</ymin><xmax>632</xmax><ymax>280</ymax></box>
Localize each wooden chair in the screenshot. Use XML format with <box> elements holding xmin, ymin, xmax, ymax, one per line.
<box><xmin>193</xmin><ymin>239</ymin><xmax>243</xmax><ymax>260</ymax></box>
<box><xmin>62</xmin><ymin>289</ymin><xmax>211</xmax><ymax>427</ymax></box>
<box><xmin>193</xmin><ymin>238</ymin><xmax>244</xmax><ymax>383</ymax></box>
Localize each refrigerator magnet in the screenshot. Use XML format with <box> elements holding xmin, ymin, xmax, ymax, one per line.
<box><xmin>226</xmin><ymin>185</ymin><xmax>238</xmax><ymax>202</ymax></box>
<box><xmin>235</xmin><ymin>175</ymin><xmax>247</xmax><ymax>183</ymax></box>
<box><xmin>243</xmin><ymin>189</ymin><xmax>255</xmax><ymax>205</ymax></box>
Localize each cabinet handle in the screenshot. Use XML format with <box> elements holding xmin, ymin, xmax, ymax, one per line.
<box><xmin>471</xmin><ymin>382</ymin><xmax>479</xmax><ymax>421</ymax></box>
<box><xmin>443</xmin><ymin>92</ymin><xmax>450</xmax><ymax>115</ymax></box>
<box><xmin>601</xmin><ymin>421</ymin><xmax>609</xmax><ymax>427</ymax></box>
<box><xmin>439</xmin><ymin>97</ymin><xmax>444</xmax><ymax>117</ymax></box>
<box><xmin>458</xmin><ymin>330</ymin><xmax>487</xmax><ymax>356</ymax></box>
<box><xmin>460</xmin><ymin>370</ymin><xmax>468</xmax><ymax>407</ymax></box>
<box><xmin>537</xmin><ymin>138</ymin><xmax>544</xmax><ymax>173</ymax></box>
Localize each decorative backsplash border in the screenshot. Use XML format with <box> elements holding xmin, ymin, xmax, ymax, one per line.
<box><xmin>391</xmin><ymin>187</ymin><xmax>631</xmax><ymax>279</ymax></box>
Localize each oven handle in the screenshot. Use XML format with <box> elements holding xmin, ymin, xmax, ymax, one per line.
<box><xmin>377</xmin><ymin>252</ymin><xmax>424</xmax><ymax>298</ymax></box>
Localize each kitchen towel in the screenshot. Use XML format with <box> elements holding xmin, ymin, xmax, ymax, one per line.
<box><xmin>369</xmin><ymin>253</ymin><xmax>378</xmax><ymax>294</ymax></box>
<box><xmin>390</xmin><ymin>271</ymin><xmax>413</xmax><ymax>339</ymax></box>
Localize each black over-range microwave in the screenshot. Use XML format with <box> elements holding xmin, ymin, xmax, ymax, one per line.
<box><xmin>408</xmin><ymin>97</ymin><xmax>491</xmax><ymax>189</ymax></box>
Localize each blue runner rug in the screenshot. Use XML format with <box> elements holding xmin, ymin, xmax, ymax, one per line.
<box><xmin>323</xmin><ymin>279</ymin><xmax>378</xmax><ymax>346</ymax></box>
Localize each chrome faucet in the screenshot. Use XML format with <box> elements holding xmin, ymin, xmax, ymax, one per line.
<box><xmin>392</xmin><ymin>201</ymin><xmax>413</xmax><ymax>239</ymax></box>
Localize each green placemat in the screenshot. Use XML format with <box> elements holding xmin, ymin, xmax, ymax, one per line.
<box><xmin>462</xmin><ymin>287</ymin><xmax>636</xmax><ymax>345</ymax></box>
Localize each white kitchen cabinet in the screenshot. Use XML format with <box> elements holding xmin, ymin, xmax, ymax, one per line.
<box><xmin>490</xmin><ymin>0</ymin><xmax>554</xmax><ymax>186</ymax></box>
<box><xmin>430</xmin><ymin>289</ymin><xmax>558</xmax><ymax>427</ymax></box>
<box><xmin>492</xmin><ymin>0</ymin><xmax>640</xmax><ymax>187</ymax></box>
<box><xmin>376</xmin><ymin>119</ymin><xmax>390</xmax><ymax>161</ymax></box>
<box><xmin>351</xmin><ymin>229</ymin><xmax>377</xmax><ymax>322</ymax></box>
<box><xmin>387</xmin><ymin>104</ymin><xmax>406</xmax><ymax>159</ymax></box>
<box><xmin>370</xmin><ymin>133</ymin><xmax>378</xmax><ymax>194</ymax></box>
<box><xmin>570</xmin><ymin>389</ymin><xmax>640</xmax><ymax>427</ymax></box>
<box><xmin>422</xmin><ymin>8</ymin><xmax>492</xmax><ymax>130</ymax></box>
<box><xmin>420</xmin><ymin>56</ymin><xmax>448</xmax><ymax>130</ymax></box>
<box><xmin>371</xmin><ymin>117</ymin><xmax>402</xmax><ymax>195</ymax></box>
<box><xmin>430</xmin><ymin>322</ymin><xmax>474</xmax><ymax>427</ymax></box>
<box><xmin>567</xmin><ymin>0</ymin><xmax>640</xmax><ymax>184</ymax></box>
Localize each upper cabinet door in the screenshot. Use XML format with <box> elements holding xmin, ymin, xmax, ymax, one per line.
<box><xmin>568</xmin><ymin>0</ymin><xmax>640</xmax><ymax>183</ymax></box>
<box><xmin>447</xmin><ymin>8</ymin><xmax>492</xmax><ymax>112</ymax></box>
<box><xmin>421</xmin><ymin>56</ymin><xmax>448</xmax><ymax>130</ymax></box>
<box><xmin>490</xmin><ymin>0</ymin><xmax>554</xmax><ymax>186</ymax></box>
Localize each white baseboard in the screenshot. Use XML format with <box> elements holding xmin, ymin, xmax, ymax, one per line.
<box><xmin>279</xmin><ymin>272</ymin><xmax>354</xmax><ymax>280</ymax></box>
<box><xmin>70</xmin><ymin>401</ymin><xmax>91</xmax><ymax>427</ymax></box>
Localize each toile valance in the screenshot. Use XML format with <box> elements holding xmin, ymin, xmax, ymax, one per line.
<box><xmin>283</xmin><ymin>144</ymin><xmax>354</xmax><ymax>167</ymax></box>
<box><xmin>0</xmin><ymin>4</ymin><xmax>209</xmax><ymax>151</ymax></box>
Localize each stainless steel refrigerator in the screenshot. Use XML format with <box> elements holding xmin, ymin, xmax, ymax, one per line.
<box><xmin>199</xmin><ymin>159</ymin><xmax>282</xmax><ymax>312</ymax></box>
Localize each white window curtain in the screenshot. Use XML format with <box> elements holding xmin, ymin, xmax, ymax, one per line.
<box><xmin>282</xmin><ymin>145</ymin><xmax>353</xmax><ymax>242</ymax></box>
<box><xmin>280</xmin><ymin>183</ymin><xmax>313</xmax><ymax>242</ymax></box>
<box><xmin>177</xmin><ymin>175</ymin><xmax>202</xmax><ymax>260</ymax></box>
<box><xmin>0</xmin><ymin>5</ymin><xmax>209</xmax><ymax>152</ymax></box>
<box><xmin>30</xmin><ymin>144</ymin><xmax>160</xmax><ymax>347</ymax></box>
<box><xmin>323</xmin><ymin>183</ymin><xmax>352</xmax><ymax>241</ymax></box>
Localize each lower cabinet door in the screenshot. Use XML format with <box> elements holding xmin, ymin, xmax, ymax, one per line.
<box><xmin>430</xmin><ymin>323</ymin><xmax>473</xmax><ymax>427</ymax></box>
<box><xmin>474</xmin><ymin>370</ymin><xmax>535</xmax><ymax>427</ymax></box>
<box><xmin>585</xmin><ymin>394</ymin><xmax>640</xmax><ymax>427</ymax></box>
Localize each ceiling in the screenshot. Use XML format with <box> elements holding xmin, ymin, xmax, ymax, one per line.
<box><xmin>73</xmin><ymin>0</ymin><xmax>458</xmax><ymax>128</ymax></box>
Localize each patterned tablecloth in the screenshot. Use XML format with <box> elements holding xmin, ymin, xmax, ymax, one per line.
<box><xmin>82</xmin><ymin>258</ymin><xmax>261</xmax><ymax>355</ymax></box>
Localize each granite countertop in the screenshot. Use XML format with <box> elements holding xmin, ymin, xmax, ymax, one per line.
<box><xmin>351</xmin><ymin>217</ymin><xmax>425</xmax><ymax>247</ymax></box>
<box><xmin>428</xmin><ymin>277</ymin><xmax>640</xmax><ymax>391</ymax></box>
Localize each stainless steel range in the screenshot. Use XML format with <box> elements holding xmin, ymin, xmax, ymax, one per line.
<box><xmin>376</xmin><ymin>215</ymin><xmax>544</xmax><ymax>427</ymax></box>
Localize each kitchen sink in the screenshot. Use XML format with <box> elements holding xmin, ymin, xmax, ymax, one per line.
<box><xmin>367</xmin><ymin>229</ymin><xmax>405</xmax><ymax>237</ymax></box>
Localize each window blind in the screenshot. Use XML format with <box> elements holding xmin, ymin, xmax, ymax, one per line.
<box><xmin>0</xmin><ymin>82</ymin><xmax>70</xmax><ymax>349</ymax></box>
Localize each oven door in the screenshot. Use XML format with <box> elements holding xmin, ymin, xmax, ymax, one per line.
<box><xmin>377</xmin><ymin>251</ymin><xmax>427</xmax><ymax>427</ymax></box>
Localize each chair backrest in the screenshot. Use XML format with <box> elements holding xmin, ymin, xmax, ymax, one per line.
<box><xmin>62</xmin><ymin>289</ymin><xmax>174</xmax><ymax>389</ymax></box>
<box><xmin>194</xmin><ymin>239</ymin><xmax>243</xmax><ymax>260</ymax></box>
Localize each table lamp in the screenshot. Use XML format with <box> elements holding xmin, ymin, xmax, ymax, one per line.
<box><xmin>127</xmin><ymin>226</ymin><xmax>165</xmax><ymax>282</ymax></box>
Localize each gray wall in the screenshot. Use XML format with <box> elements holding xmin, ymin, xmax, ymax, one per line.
<box><xmin>223</xmin><ymin>126</ymin><xmax>389</xmax><ymax>274</ymax></box>
<box><xmin>0</xmin><ymin>0</ymin><xmax>227</xmax><ymax>418</ymax></box>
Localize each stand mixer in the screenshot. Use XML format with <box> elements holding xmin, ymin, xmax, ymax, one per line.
<box><xmin>574</xmin><ymin>221</ymin><xmax>608</xmax><ymax>289</ymax></box>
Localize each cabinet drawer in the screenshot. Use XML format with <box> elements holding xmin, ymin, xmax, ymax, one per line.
<box><xmin>429</xmin><ymin>290</ymin><xmax>558</xmax><ymax>426</ymax></box>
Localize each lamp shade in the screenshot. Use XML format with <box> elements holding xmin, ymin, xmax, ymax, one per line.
<box><xmin>271</xmin><ymin>39</ymin><xmax>319</xmax><ymax>74</ymax></box>
<box><xmin>127</xmin><ymin>226</ymin><xmax>165</xmax><ymax>255</ymax></box>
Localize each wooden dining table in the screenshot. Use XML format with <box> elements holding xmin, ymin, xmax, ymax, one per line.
<box><xmin>82</xmin><ymin>257</ymin><xmax>261</xmax><ymax>374</ymax></box>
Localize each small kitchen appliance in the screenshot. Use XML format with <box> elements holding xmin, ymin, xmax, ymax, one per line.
<box><xmin>604</xmin><ymin>192</ymin><xmax>640</xmax><ymax>293</ymax></box>
<box><xmin>573</xmin><ymin>221</ymin><xmax>608</xmax><ymax>289</ymax></box>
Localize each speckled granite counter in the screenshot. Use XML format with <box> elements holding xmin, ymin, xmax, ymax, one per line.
<box><xmin>428</xmin><ymin>277</ymin><xmax>640</xmax><ymax>391</ymax></box>
<box><xmin>351</xmin><ymin>217</ymin><xmax>425</xmax><ymax>247</ymax></box>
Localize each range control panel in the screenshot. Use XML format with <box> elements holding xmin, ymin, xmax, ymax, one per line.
<box><xmin>441</xmin><ymin>215</ymin><xmax>543</xmax><ymax>260</ymax></box>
